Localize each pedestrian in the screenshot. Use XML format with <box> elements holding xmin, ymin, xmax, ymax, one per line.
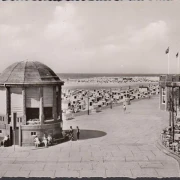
<box><xmin>76</xmin><ymin>126</ymin><xmax>80</xmax><ymax>140</ymax></box>
<box><xmin>42</xmin><ymin>134</ymin><xmax>48</xmax><ymax>148</ymax></box>
<box><xmin>123</xmin><ymin>104</ymin><xmax>126</xmax><ymax>113</ymax></box>
<box><xmin>1</xmin><ymin>135</ymin><xmax>10</xmax><ymax>147</ymax></box>
<box><xmin>47</xmin><ymin>134</ymin><xmax>53</xmax><ymax>146</ymax></box>
<box><xmin>70</xmin><ymin>126</ymin><xmax>74</xmax><ymax>141</ymax></box>
<box><xmin>34</xmin><ymin>136</ymin><xmax>40</xmax><ymax>148</ymax></box>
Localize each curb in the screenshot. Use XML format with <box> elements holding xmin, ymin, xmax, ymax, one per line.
<box><xmin>156</xmin><ymin>138</ymin><xmax>180</xmax><ymax>176</ymax></box>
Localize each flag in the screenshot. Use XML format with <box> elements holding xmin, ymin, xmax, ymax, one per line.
<box><xmin>165</xmin><ymin>47</ymin><xmax>169</xmax><ymax>54</ymax></box>
<box><xmin>176</xmin><ymin>52</ymin><xmax>179</xmax><ymax>58</ymax></box>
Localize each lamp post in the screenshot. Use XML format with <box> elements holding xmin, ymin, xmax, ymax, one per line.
<box><xmin>110</xmin><ymin>88</ymin><xmax>112</xmax><ymax>109</ymax></box>
<box><xmin>87</xmin><ymin>90</ymin><xmax>90</xmax><ymax>115</ymax></box>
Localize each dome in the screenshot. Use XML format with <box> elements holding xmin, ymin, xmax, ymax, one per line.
<box><xmin>0</xmin><ymin>61</ymin><xmax>63</xmax><ymax>85</ymax></box>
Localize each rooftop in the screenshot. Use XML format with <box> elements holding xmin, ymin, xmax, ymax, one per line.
<box><xmin>0</xmin><ymin>61</ymin><xmax>63</xmax><ymax>86</ymax></box>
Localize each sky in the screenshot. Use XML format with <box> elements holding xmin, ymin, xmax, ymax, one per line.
<box><xmin>0</xmin><ymin>1</ymin><xmax>180</xmax><ymax>74</ymax></box>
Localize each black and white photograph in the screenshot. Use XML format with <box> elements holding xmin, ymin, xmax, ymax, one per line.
<box><xmin>0</xmin><ymin>0</ymin><xmax>179</xmax><ymax>178</ymax></box>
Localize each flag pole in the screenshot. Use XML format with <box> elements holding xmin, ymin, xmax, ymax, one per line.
<box><xmin>168</xmin><ymin>52</ymin><xmax>170</xmax><ymax>74</ymax></box>
<box><xmin>178</xmin><ymin>55</ymin><xmax>180</xmax><ymax>74</ymax></box>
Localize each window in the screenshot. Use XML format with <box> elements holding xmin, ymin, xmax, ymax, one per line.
<box><xmin>31</xmin><ymin>132</ymin><xmax>37</xmax><ymax>136</ymax></box>
<box><xmin>162</xmin><ymin>88</ymin><xmax>166</xmax><ymax>95</ymax></box>
<box><xmin>44</xmin><ymin>107</ymin><xmax>53</xmax><ymax>120</ymax></box>
<box><xmin>17</xmin><ymin>117</ymin><xmax>22</xmax><ymax>123</ymax></box>
<box><xmin>0</xmin><ymin>116</ymin><xmax>4</xmax><ymax>121</ymax></box>
<box><xmin>0</xmin><ymin>130</ymin><xmax>2</xmax><ymax>133</ymax></box>
<box><xmin>162</xmin><ymin>88</ymin><xmax>166</xmax><ymax>104</ymax></box>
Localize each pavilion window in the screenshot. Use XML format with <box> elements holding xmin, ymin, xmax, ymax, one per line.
<box><xmin>31</xmin><ymin>132</ymin><xmax>37</xmax><ymax>136</ymax></box>
<box><xmin>44</xmin><ymin>107</ymin><xmax>53</xmax><ymax>120</ymax></box>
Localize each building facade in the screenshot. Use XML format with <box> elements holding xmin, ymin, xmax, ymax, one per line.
<box><xmin>159</xmin><ymin>75</ymin><xmax>180</xmax><ymax>111</ymax></box>
<box><xmin>0</xmin><ymin>61</ymin><xmax>64</xmax><ymax>146</ymax></box>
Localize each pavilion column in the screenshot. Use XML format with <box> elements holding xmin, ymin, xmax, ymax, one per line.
<box><xmin>22</xmin><ymin>88</ymin><xmax>26</xmax><ymax>125</ymax></box>
<box><xmin>53</xmin><ymin>86</ymin><xmax>57</xmax><ymax>121</ymax></box>
<box><xmin>5</xmin><ymin>87</ymin><xmax>11</xmax><ymax>124</ymax></box>
<box><xmin>58</xmin><ymin>85</ymin><xmax>62</xmax><ymax>121</ymax></box>
<box><xmin>39</xmin><ymin>87</ymin><xmax>44</xmax><ymax>124</ymax></box>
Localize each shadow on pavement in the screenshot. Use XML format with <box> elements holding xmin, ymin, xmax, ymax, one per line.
<box><xmin>77</xmin><ymin>129</ymin><xmax>107</xmax><ymax>140</ymax></box>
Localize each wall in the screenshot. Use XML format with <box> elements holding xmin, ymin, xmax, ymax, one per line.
<box><xmin>21</xmin><ymin>122</ymin><xmax>62</xmax><ymax>146</ymax></box>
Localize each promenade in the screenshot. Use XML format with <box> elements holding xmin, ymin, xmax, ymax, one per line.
<box><xmin>0</xmin><ymin>95</ymin><xmax>179</xmax><ymax>177</ymax></box>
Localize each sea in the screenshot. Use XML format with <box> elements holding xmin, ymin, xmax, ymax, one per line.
<box><xmin>57</xmin><ymin>73</ymin><xmax>162</xmax><ymax>80</ymax></box>
<box><xmin>58</xmin><ymin>73</ymin><xmax>159</xmax><ymax>90</ymax></box>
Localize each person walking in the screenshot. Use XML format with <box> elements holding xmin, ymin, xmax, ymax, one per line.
<box><xmin>76</xmin><ymin>126</ymin><xmax>80</xmax><ymax>140</ymax></box>
<box><xmin>123</xmin><ymin>104</ymin><xmax>126</xmax><ymax>113</ymax></box>
<box><xmin>70</xmin><ymin>126</ymin><xmax>74</xmax><ymax>141</ymax></box>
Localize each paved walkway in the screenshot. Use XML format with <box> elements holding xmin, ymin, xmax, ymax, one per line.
<box><xmin>0</xmin><ymin>96</ymin><xmax>179</xmax><ymax>177</ymax></box>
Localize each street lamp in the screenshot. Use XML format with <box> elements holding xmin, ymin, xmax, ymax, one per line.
<box><xmin>110</xmin><ymin>88</ymin><xmax>112</xmax><ymax>109</ymax></box>
<box><xmin>87</xmin><ymin>90</ymin><xmax>90</xmax><ymax>115</ymax></box>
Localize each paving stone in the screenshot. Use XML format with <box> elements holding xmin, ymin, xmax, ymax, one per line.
<box><xmin>131</xmin><ymin>168</ymin><xmax>158</xmax><ymax>177</ymax></box>
<box><xmin>58</xmin><ymin>156</ymin><xmax>70</xmax><ymax>162</ymax></box>
<box><xmin>68</xmin><ymin>155</ymin><xmax>82</xmax><ymax>162</ymax></box>
<box><xmin>104</xmin><ymin>155</ymin><xmax>125</xmax><ymax>162</ymax></box>
<box><xmin>81</xmin><ymin>155</ymin><xmax>94</xmax><ymax>162</ymax></box>
<box><xmin>8</xmin><ymin>152</ymin><xmax>29</xmax><ymax>158</ymax></box>
<box><xmin>44</xmin><ymin>163</ymin><xmax>69</xmax><ymax>171</ymax></box>
<box><xmin>29</xmin><ymin>170</ymin><xmax>55</xmax><ymax>177</ymax></box>
<box><xmin>21</xmin><ymin>163</ymin><xmax>45</xmax><ymax>171</ymax></box>
<box><xmin>90</xmin><ymin>155</ymin><xmax>104</xmax><ymax>162</ymax></box>
<box><xmin>155</xmin><ymin>169</ymin><xmax>180</xmax><ymax>177</ymax></box>
<box><xmin>107</xmin><ymin>169</ymin><xmax>133</xmax><ymax>177</ymax></box>
<box><xmin>0</xmin><ymin>152</ymin><xmax>11</xmax><ymax>158</ymax></box>
<box><xmin>46</xmin><ymin>156</ymin><xmax>58</xmax><ymax>162</ymax></box>
<box><xmin>125</xmin><ymin>155</ymin><xmax>149</xmax><ymax>161</ymax></box>
<box><xmin>92</xmin><ymin>162</ymin><xmax>116</xmax><ymax>170</ymax></box>
<box><xmin>68</xmin><ymin>162</ymin><xmax>93</xmax><ymax>170</ymax></box>
<box><xmin>0</xmin><ymin>171</ymin><xmax>7</xmax><ymax>177</ymax></box>
<box><xmin>139</xmin><ymin>161</ymin><xmax>164</xmax><ymax>169</ymax></box>
<box><xmin>13</xmin><ymin>157</ymin><xmax>36</xmax><ymax>164</ymax></box>
<box><xmin>114</xmin><ymin>162</ymin><xmax>141</xmax><ymax>170</ymax></box>
<box><xmin>55</xmin><ymin>170</ymin><xmax>80</xmax><ymax>177</ymax></box>
<box><xmin>0</xmin><ymin>164</ymin><xmax>22</xmax><ymax>171</ymax></box>
<box><xmin>3</xmin><ymin>170</ymin><xmax>30</xmax><ymax>177</ymax></box>
<box><xmin>112</xmin><ymin>151</ymin><xmax>133</xmax><ymax>157</ymax></box>
<box><xmin>0</xmin><ymin>157</ymin><xmax>16</xmax><ymax>164</ymax></box>
<box><xmin>80</xmin><ymin>169</ymin><xmax>106</xmax><ymax>177</ymax></box>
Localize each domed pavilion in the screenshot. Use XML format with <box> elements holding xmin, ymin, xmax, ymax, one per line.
<box><xmin>0</xmin><ymin>61</ymin><xmax>64</xmax><ymax>146</ymax></box>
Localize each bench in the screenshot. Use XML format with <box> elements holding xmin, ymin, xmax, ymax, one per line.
<box><xmin>53</xmin><ymin>137</ymin><xmax>66</xmax><ymax>144</ymax></box>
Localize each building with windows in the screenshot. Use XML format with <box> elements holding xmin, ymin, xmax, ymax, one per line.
<box><xmin>159</xmin><ymin>75</ymin><xmax>180</xmax><ymax>111</ymax></box>
<box><xmin>0</xmin><ymin>61</ymin><xmax>64</xmax><ymax>146</ymax></box>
